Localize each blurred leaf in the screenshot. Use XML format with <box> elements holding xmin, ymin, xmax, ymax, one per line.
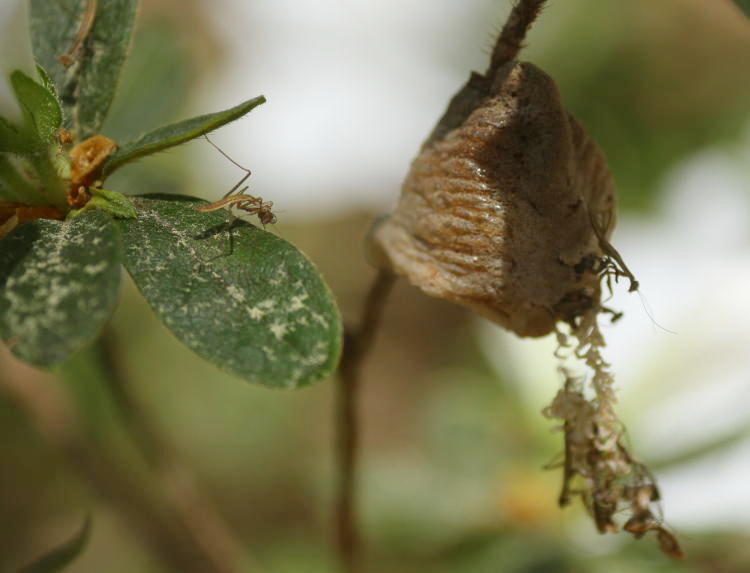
<box><xmin>0</xmin><ymin>157</ymin><xmax>25</xmax><ymax>200</ymax></box>
<box><xmin>0</xmin><ymin>211</ymin><xmax>122</xmax><ymax>367</ymax></box>
<box><xmin>534</xmin><ymin>0</ymin><xmax>750</xmax><ymax>211</ymax></box>
<box><xmin>117</xmin><ymin>195</ymin><xmax>342</xmax><ymax>388</ymax></box>
<box><xmin>10</xmin><ymin>70</ymin><xmax>62</xmax><ymax>145</ymax></box>
<box><xmin>70</xmin><ymin>188</ymin><xmax>137</xmax><ymax>219</ymax></box>
<box><xmin>30</xmin><ymin>0</ymin><xmax>138</xmax><ymax>139</ymax></box>
<box><xmin>102</xmin><ymin>96</ymin><xmax>266</xmax><ymax>178</ymax></box>
<box><xmin>17</xmin><ymin>516</ymin><xmax>91</xmax><ymax>573</ymax></box>
<box><xmin>652</xmin><ymin>424</ymin><xmax>750</xmax><ymax>470</ymax></box>
<box><xmin>103</xmin><ymin>18</ymin><xmax>192</xmax><ymax>141</ymax></box>
<box><xmin>0</xmin><ymin>117</ymin><xmax>34</xmax><ymax>154</ymax></box>
<box><xmin>733</xmin><ymin>0</ymin><xmax>750</xmax><ymax>17</ymax></box>
<box><xmin>437</xmin><ymin>532</ymin><xmax>571</xmax><ymax>573</ymax></box>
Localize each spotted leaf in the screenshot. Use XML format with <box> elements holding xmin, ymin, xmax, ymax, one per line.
<box><xmin>0</xmin><ymin>211</ymin><xmax>122</xmax><ymax>367</ymax></box>
<box><xmin>117</xmin><ymin>195</ymin><xmax>342</xmax><ymax>388</ymax></box>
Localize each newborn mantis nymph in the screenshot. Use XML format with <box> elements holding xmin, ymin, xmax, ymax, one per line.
<box><xmin>196</xmin><ymin>194</ymin><xmax>277</xmax><ymax>226</ymax></box>
<box><xmin>588</xmin><ymin>209</ymin><xmax>639</xmax><ymax>293</ymax></box>
<box><xmin>196</xmin><ymin>135</ymin><xmax>277</xmax><ymax>227</ymax></box>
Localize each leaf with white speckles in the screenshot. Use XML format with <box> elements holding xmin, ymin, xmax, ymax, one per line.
<box><xmin>0</xmin><ymin>211</ymin><xmax>122</xmax><ymax>367</ymax></box>
<box><xmin>117</xmin><ymin>195</ymin><xmax>342</xmax><ymax>389</ymax></box>
<box><xmin>30</xmin><ymin>0</ymin><xmax>138</xmax><ymax>139</ymax></box>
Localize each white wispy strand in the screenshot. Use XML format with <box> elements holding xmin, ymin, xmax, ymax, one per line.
<box><xmin>0</xmin><ymin>0</ymin><xmax>38</xmax><ymax>124</ymax></box>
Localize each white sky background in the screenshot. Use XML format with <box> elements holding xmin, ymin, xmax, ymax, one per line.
<box><xmin>190</xmin><ymin>0</ymin><xmax>500</xmax><ymax>218</ymax></box>
<box><xmin>0</xmin><ymin>0</ymin><xmax>37</xmax><ymax>123</ymax></box>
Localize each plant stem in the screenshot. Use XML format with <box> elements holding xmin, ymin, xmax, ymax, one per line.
<box><xmin>335</xmin><ymin>269</ymin><xmax>396</xmax><ymax>573</ymax></box>
<box><xmin>0</xmin><ymin>345</ymin><xmax>252</xmax><ymax>573</ymax></box>
<box><xmin>488</xmin><ymin>0</ymin><xmax>548</xmax><ymax>74</ymax></box>
<box><xmin>331</xmin><ymin>3</ymin><xmax>546</xmax><ymax>570</ymax></box>
<box><xmin>60</xmin><ymin>0</ymin><xmax>98</xmax><ymax>68</ymax></box>
<box><xmin>96</xmin><ymin>328</ymin><xmax>254</xmax><ymax>573</ymax></box>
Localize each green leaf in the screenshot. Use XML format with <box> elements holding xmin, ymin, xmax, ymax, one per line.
<box><xmin>70</xmin><ymin>188</ymin><xmax>138</xmax><ymax>219</ymax></box>
<box><xmin>117</xmin><ymin>195</ymin><xmax>342</xmax><ymax>388</ymax></box>
<box><xmin>17</xmin><ymin>516</ymin><xmax>91</xmax><ymax>573</ymax></box>
<box><xmin>733</xmin><ymin>0</ymin><xmax>750</xmax><ymax>17</ymax></box>
<box><xmin>30</xmin><ymin>0</ymin><xmax>138</xmax><ymax>139</ymax></box>
<box><xmin>102</xmin><ymin>18</ymin><xmax>192</xmax><ymax>142</ymax></box>
<box><xmin>0</xmin><ymin>117</ymin><xmax>35</xmax><ymax>154</ymax></box>
<box><xmin>0</xmin><ymin>155</ymin><xmax>40</xmax><ymax>201</ymax></box>
<box><xmin>36</xmin><ymin>65</ymin><xmax>60</xmax><ymax>101</ymax></box>
<box><xmin>9</xmin><ymin>70</ymin><xmax>62</xmax><ymax>147</ymax></box>
<box><xmin>101</xmin><ymin>96</ymin><xmax>266</xmax><ymax>178</ymax></box>
<box><xmin>0</xmin><ymin>211</ymin><xmax>122</xmax><ymax>367</ymax></box>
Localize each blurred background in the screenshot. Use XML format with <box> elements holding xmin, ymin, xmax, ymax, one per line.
<box><xmin>2</xmin><ymin>0</ymin><xmax>750</xmax><ymax>571</ymax></box>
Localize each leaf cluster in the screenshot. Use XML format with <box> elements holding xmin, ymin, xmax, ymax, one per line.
<box><xmin>1</xmin><ymin>0</ymin><xmax>341</xmax><ymax>388</ymax></box>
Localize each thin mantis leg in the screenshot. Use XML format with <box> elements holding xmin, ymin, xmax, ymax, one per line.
<box><xmin>223</xmin><ymin>172</ymin><xmax>251</xmax><ymax>199</ymax></box>
<box><xmin>203</xmin><ymin>135</ymin><xmax>253</xmax><ymax>198</ymax></box>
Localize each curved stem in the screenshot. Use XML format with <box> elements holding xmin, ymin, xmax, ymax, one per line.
<box><xmin>0</xmin><ymin>343</ymin><xmax>255</xmax><ymax>573</ymax></box>
<box><xmin>97</xmin><ymin>329</ymin><xmax>254</xmax><ymax>573</ymax></box>
<box><xmin>331</xmin><ymin>4</ymin><xmax>546</xmax><ymax>569</ymax></box>
<box><xmin>335</xmin><ymin>269</ymin><xmax>396</xmax><ymax>573</ymax></box>
<box><xmin>60</xmin><ymin>0</ymin><xmax>97</xmax><ymax>68</ymax></box>
<box><xmin>488</xmin><ymin>0</ymin><xmax>548</xmax><ymax>74</ymax></box>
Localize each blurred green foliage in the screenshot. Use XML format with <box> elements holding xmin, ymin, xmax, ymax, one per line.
<box><xmin>734</xmin><ymin>0</ymin><xmax>750</xmax><ymax>17</ymax></box>
<box><xmin>528</xmin><ymin>0</ymin><xmax>750</xmax><ymax>212</ymax></box>
<box><xmin>2</xmin><ymin>1</ymin><xmax>749</xmax><ymax>572</ymax></box>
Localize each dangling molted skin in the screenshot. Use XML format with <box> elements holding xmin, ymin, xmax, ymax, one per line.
<box><xmin>371</xmin><ymin>62</ymin><xmax>616</xmax><ymax>337</ymax></box>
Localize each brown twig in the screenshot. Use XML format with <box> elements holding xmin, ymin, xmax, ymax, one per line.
<box><xmin>335</xmin><ymin>269</ymin><xmax>396</xmax><ymax>573</ymax></box>
<box><xmin>60</xmin><ymin>0</ymin><xmax>98</xmax><ymax>68</ymax></box>
<box><xmin>488</xmin><ymin>0</ymin><xmax>548</xmax><ymax>74</ymax></box>
<box><xmin>331</xmin><ymin>3</ymin><xmax>546</xmax><ymax>569</ymax></box>
<box><xmin>0</xmin><ymin>345</ymin><xmax>251</xmax><ymax>573</ymax></box>
<box><xmin>96</xmin><ymin>329</ymin><xmax>254</xmax><ymax>573</ymax></box>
